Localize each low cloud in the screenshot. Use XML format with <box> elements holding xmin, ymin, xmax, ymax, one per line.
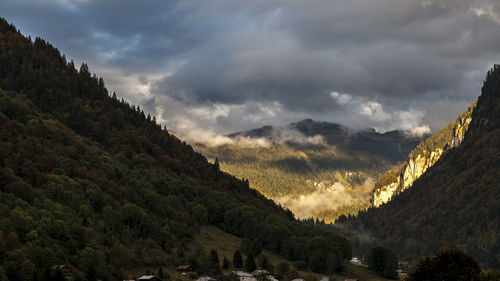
<box><xmin>330</xmin><ymin>91</ymin><xmax>429</xmax><ymax>132</ymax></box>
<box><xmin>275</xmin><ymin>178</ymin><xmax>375</xmax><ymax>220</ymax></box>
<box><xmin>279</xmin><ymin>132</ymin><xmax>326</xmax><ymax>146</ymax></box>
<box><xmin>174</xmin><ymin>119</ymin><xmax>272</xmax><ymax>147</ymax></box>
<box><xmin>180</xmin><ymin>123</ymin><xmax>326</xmax><ymax>148</ymax></box>
<box><xmin>406</xmin><ymin>124</ymin><xmax>432</xmax><ymax>137</ymax></box>
<box><xmin>265</xmin><ymin>128</ymin><xmax>327</xmax><ymax>146</ymax></box>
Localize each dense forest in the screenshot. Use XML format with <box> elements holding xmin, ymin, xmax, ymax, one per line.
<box><xmin>342</xmin><ymin>65</ymin><xmax>500</xmax><ymax>269</ymax></box>
<box><xmin>0</xmin><ymin>18</ymin><xmax>351</xmax><ymax>280</ymax></box>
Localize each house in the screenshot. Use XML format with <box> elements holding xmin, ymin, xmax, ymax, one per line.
<box><xmin>196</xmin><ymin>276</ymin><xmax>218</xmax><ymax>281</ymax></box>
<box><xmin>227</xmin><ymin>271</ymin><xmax>257</xmax><ymax>281</ymax></box>
<box><xmin>398</xmin><ymin>261</ymin><xmax>410</xmax><ymax>271</ymax></box>
<box><xmin>176</xmin><ymin>265</ymin><xmax>195</xmax><ymax>275</ymax></box>
<box><xmin>138</xmin><ymin>275</ymin><xmax>162</xmax><ymax>281</ymax></box>
<box><xmin>267</xmin><ymin>276</ymin><xmax>279</xmax><ymax>281</ymax></box>
<box><xmin>51</xmin><ymin>265</ymin><xmax>72</xmax><ymax>279</ymax></box>
<box><xmin>250</xmin><ymin>270</ymin><xmax>270</xmax><ymax>277</ymax></box>
<box><xmin>319</xmin><ymin>277</ymin><xmax>329</xmax><ymax>281</ymax></box>
<box><xmin>291</xmin><ymin>278</ymin><xmax>306</xmax><ymax>281</ymax></box>
<box><xmin>250</xmin><ymin>270</ymin><xmax>277</xmax><ymax>281</ymax></box>
<box><xmin>349</xmin><ymin>257</ymin><xmax>362</xmax><ymax>265</ymax></box>
<box><xmin>396</xmin><ymin>269</ymin><xmax>408</xmax><ymax>276</ymax></box>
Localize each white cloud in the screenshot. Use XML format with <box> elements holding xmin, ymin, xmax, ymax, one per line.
<box><xmin>330</xmin><ymin>91</ymin><xmax>429</xmax><ymax>132</ymax></box>
<box><xmin>274</xmin><ymin>129</ymin><xmax>327</xmax><ymax>146</ymax></box>
<box><xmin>471</xmin><ymin>4</ymin><xmax>500</xmax><ymax>25</ymax></box>
<box><xmin>359</xmin><ymin>101</ymin><xmax>391</xmax><ymax>122</ymax></box>
<box><xmin>175</xmin><ymin>119</ymin><xmax>271</xmax><ymax>147</ymax></box>
<box><xmin>406</xmin><ymin>124</ymin><xmax>432</xmax><ymax>137</ymax></box>
<box><xmin>330</xmin><ymin>91</ymin><xmax>352</xmax><ymax>105</ymax></box>
<box><xmin>275</xmin><ymin>177</ymin><xmax>375</xmax><ymax>220</ymax></box>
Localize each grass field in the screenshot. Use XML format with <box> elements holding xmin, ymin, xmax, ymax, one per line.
<box><xmin>191</xmin><ymin>225</ymin><xmax>392</xmax><ymax>281</ymax></box>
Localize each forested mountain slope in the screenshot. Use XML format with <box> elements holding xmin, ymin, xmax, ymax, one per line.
<box><xmin>344</xmin><ymin>65</ymin><xmax>500</xmax><ymax>269</ymax></box>
<box><xmin>196</xmin><ymin>120</ymin><xmax>425</xmax><ymax>222</ymax></box>
<box><xmin>0</xmin><ymin>18</ymin><xmax>351</xmax><ymax>280</ymax></box>
<box><xmin>372</xmin><ymin>102</ymin><xmax>475</xmax><ymax>206</ymax></box>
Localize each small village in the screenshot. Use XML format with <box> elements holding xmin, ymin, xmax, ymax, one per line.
<box><xmin>47</xmin><ymin>256</ymin><xmax>410</xmax><ymax>281</ymax></box>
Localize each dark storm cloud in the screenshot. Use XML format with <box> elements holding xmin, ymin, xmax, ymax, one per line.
<box><xmin>1</xmin><ymin>0</ymin><xmax>206</xmax><ymax>72</ymax></box>
<box><xmin>1</xmin><ymin>0</ymin><xmax>500</xmax><ymax>137</ymax></box>
<box><xmin>156</xmin><ymin>0</ymin><xmax>500</xmax><ymax>106</ymax></box>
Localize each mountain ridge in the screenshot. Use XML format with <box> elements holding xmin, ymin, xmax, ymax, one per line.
<box><xmin>0</xmin><ymin>17</ymin><xmax>352</xmax><ymax>280</ymax></box>
<box><xmin>372</xmin><ymin>102</ymin><xmax>476</xmax><ymax>206</ymax></box>
<box><xmin>196</xmin><ymin>119</ymin><xmax>427</xmax><ymax>222</ymax></box>
<box><xmin>344</xmin><ymin>65</ymin><xmax>500</xmax><ymax>269</ymax></box>
<box><xmin>226</xmin><ymin>119</ymin><xmax>428</xmax><ymax>160</ymax></box>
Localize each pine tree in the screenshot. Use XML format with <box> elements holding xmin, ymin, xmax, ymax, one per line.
<box><xmin>214</xmin><ymin>157</ymin><xmax>220</xmax><ymax>170</ymax></box>
<box><xmin>209</xmin><ymin>248</ymin><xmax>221</xmax><ymax>275</ymax></box>
<box><xmin>79</xmin><ymin>63</ymin><xmax>90</xmax><ymax>77</ymax></box>
<box><xmin>233</xmin><ymin>250</ymin><xmax>243</xmax><ymax>268</ymax></box>
<box><xmin>258</xmin><ymin>255</ymin><xmax>269</xmax><ymax>270</ymax></box>
<box><xmin>222</xmin><ymin>257</ymin><xmax>230</xmax><ymax>269</ymax></box>
<box><xmin>245</xmin><ymin>253</ymin><xmax>257</xmax><ymax>272</ymax></box>
<box><xmin>158</xmin><ymin>267</ymin><xmax>164</xmax><ymax>279</ymax></box>
<box><xmin>209</xmin><ymin>249</ymin><xmax>219</xmax><ymax>264</ymax></box>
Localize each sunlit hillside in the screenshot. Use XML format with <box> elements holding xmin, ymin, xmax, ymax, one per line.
<box><xmin>195</xmin><ymin>120</ymin><xmax>426</xmax><ymax>222</ymax></box>
<box><xmin>343</xmin><ymin>65</ymin><xmax>500</xmax><ymax>269</ymax></box>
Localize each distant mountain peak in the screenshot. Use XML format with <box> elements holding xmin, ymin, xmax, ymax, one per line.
<box><xmin>225</xmin><ymin>119</ymin><xmax>427</xmax><ymax>162</ymax></box>
<box><xmin>227</xmin><ymin>125</ymin><xmax>275</xmax><ymax>138</ymax></box>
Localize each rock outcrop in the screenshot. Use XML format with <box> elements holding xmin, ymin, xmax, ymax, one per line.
<box><xmin>372</xmin><ymin>103</ymin><xmax>475</xmax><ymax>207</ymax></box>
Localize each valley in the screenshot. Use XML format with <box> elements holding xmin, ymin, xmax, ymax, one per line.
<box><xmin>1</xmin><ymin>1</ymin><xmax>500</xmax><ymax>279</ymax></box>
<box><xmin>0</xmin><ymin>18</ymin><xmax>355</xmax><ymax>281</ymax></box>
<box><xmin>194</xmin><ymin>120</ymin><xmax>427</xmax><ymax>222</ymax></box>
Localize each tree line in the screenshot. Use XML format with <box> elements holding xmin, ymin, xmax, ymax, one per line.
<box><xmin>0</xmin><ymin>17</ymin><xmax>352</xmax><ymax>280</ymax></box>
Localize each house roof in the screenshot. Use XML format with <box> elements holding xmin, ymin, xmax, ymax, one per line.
<box><xmin>231</xmin><ymin>271</ymin><xmax>253</xmax><ymax>277</ymax></box>
<box><xmin>251</xmin><ymin>270</ymin><xmax>270</xmax><ymax>276</ymax></box>
<box><xmin>139</xmin><ymin>275</ymin><xmax>160</xmax><ymax>281</ymax></box>
<box><xmin>196</xmin><ymin>276</ymin><xmax>217</xmax><ymax>281</ymax></box>
<box><xmin>51</xmin><ymin>265</ymin><xmax>69</xmax><ymax>270</ymax></box>
<box><xmin>176</xmin><ymin>265</ymin><xmax>194</xmax><ymax>270</ymax></box>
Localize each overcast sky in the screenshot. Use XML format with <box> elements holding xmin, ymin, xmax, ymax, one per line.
<box><xmin>2</xmin><ymin>0</ymin><xmax>500</xmax><ymax>141</ymax></box>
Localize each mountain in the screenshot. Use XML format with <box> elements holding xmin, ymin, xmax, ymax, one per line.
<box><xmin>230</xmin><ymin>119</ymin><xmax>426</xmax><ymax>161</ymax></box>
<box><xmin>196</xmin><ymin>119</ymin><xmax>427</xmax><ymax>222</ymax></box>
<box><xmin>372</xmin><ymin>102</ymin><xmax>475</xmax><ymax>206</ymax></box>
<box><xmin>343</xmin><ymin>65</ymin><xmax>500</xmax><ymax>269</ymax></box>
<box><xmin>0</xmin><ymin>18</ymin><xmax>352</xmax><ymax>280</ymax></box>
<box><xmin>291</xmin><ymin>119</ymin><xmax>426</xmax><ymax>161</ymax></box>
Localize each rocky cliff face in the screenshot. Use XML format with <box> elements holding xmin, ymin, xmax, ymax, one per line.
<box><xmin>451</xmin><ymin>112</ymin><xmax>473</xmax><ymax>148</ymax></box>
<box><xmin>372</xmin><ymin>103</ymin><xmax>475</xmax><ymax>207</ymax></box>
